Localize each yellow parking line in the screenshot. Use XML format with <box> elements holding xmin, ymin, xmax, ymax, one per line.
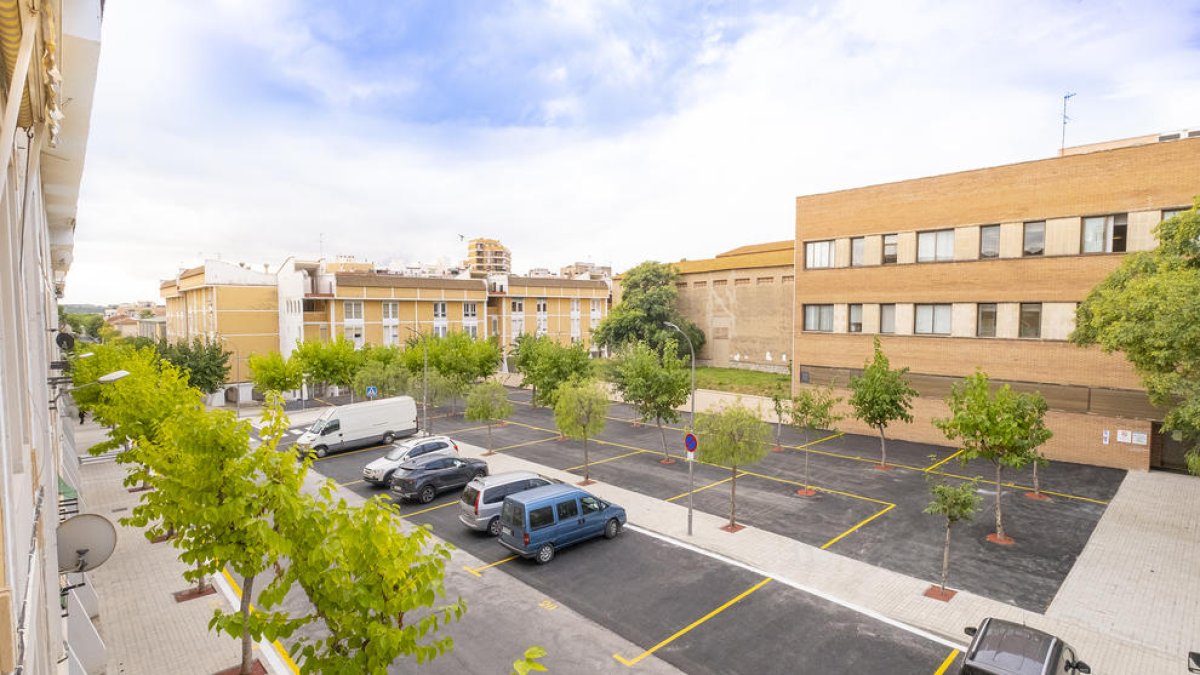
<box><xmin>613</xmin><ymin>577</ymin><xmax>772</xmax><ymax>666</ymax></box>
<box><xmin>464</xmin><ymin>555</ymin><xmax>518</xmax><ymax>578</ymax></box>
<box><xmin>925</xmin><ymin>450</ymin><xmax>963</xmax><ymax>473</ymax></box>
<box><xmin>339</xmin><ymin>479</ymin><xmax>366</xmax><ymax>488</ymax></box>
<box><xmin>666</xmin><ymin>475</ymin><xmax>735</xmax><ymax>502</ymax></box>
<box><xmin>399</xmin><ymin>501</ymin><xmax>458</xmax><ymax>519</ymax></box>
<box><xmin>313</xmin><ymin>442</ymin><xmax>391</xmax><ymax>461</ymax></box>
<box><xmin>821</xmin><ymin>504</ymin><xmax>895</xmax><ymax>549</ymax></box>
<box><xmin>932</xmin><ymin>470</ymin><xmax>1109</xmax><ymax>505</ymax></box>
<box><xmin>736</xmin><ymin>469</ymin><xmax>894</xmax><ymax>507</ymax></box>
<box><xmin>565</xmin><ymin>448</ymin><xmax>651</xmax><ymax>472</ymax></box>
<box><xmin>775</xmin><ymin>431</ymin><xmax>845</xmax><ymax>451</ymax></box>
<box><xmin>222</xmin><ymin>569</ymin><xmax>301</xmax><ymax>674</ymax></box>
<box><xmin>933</xmin><ymin>649</ymin><xmax>959</xmax><ymax>675</ymax></box>
<box><xmin>493</xmin><ymin>435</ymin><xmax>560</xmax><ymax>452</ymax></box>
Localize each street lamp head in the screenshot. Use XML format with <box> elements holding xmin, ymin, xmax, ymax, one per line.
<box><xmin>97</xmin><ymin>370</ymin><xmax>129</xmax><ymax>384</ymax></box>
<box><xmin>77</xmin><ymin>352</ymin><xmax>94</xmax><ymax>359</ymax></box>
<box><xmin>663</xmin><ymin>321</ymin><xmax>679</xmax><ymax>330</ymax></box>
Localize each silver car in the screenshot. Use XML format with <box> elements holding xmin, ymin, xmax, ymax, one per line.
<box><xmin>361</xmin><ymin>435</ymin><xmax>458</xmax><ymax>486</ymax></box>
<box><xmin>459</xmin><ymin>471</ymin><xmax>559</xmax><ymax>536</ymax></box>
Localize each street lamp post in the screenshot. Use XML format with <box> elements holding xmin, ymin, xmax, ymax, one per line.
<box><xmin>405</xmin><ymin>325</ymin><xmax>429</xmax><ymax>435</ymax></box>
<box><xmin>664</xmin><ymin>321</ymin><xmax>696</xmax><ymax>536</ymax></box>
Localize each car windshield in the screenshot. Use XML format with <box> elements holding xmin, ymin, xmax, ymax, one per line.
<box><xmin>385</xmin><ymin>444</ymin><xmax>415</xmax><ymax>461</ymax></box>
<box><xmin>307</xmin><ymin>419</ymin><xmax>326</xmax><ymax>434</ymax></box>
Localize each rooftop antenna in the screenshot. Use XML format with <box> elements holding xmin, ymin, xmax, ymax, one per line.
<box><xmin>1060</xmin><ymin>92</ymin><xmax>1076</xmax><ymax>154</ymax></box>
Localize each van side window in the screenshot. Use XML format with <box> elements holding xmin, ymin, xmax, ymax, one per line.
<box><xmin>484</xmin><ymin>484</ymin><xmax>510</xmax><ymax>505</ymax></box>
<box><xmin>530</xmin><ymin>479</ymin><xmax>550</xmax><ymax>489</ymax></box>
<box><xmin>556</xmin><ymin>499</ymin><xmax>579</xmax><ymax>520</ymax></box>
<box><xmin>322</xmin><ymin>419</ymin><xmax>340</xmax><ymax>435</ymax></box>
<box><xmin>580</xmin><ymin>496</ymin><xmax>602</xmax><ymax>513</ymax></box>
<box><xmin>529</xmin><ymin>506</ymin><xmax>555</xmax><ymax>530</ymax></box>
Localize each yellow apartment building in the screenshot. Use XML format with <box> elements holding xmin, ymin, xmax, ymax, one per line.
<box><xmin>464</xmin><ymin>237</ymin><xmax>512</xmax><ymax>274</ymax></box>
<box><xmin>793</xmin><ymin>133</ymin><xmax>1200</xmax><ymax>471</ymax></box>
<box><xmin>303</xmin><ymin>272</ymin><xmax>489</xmax><ymax>344</ymax></box>
<box><xmin>673</xmin><ymin>241</ymin><xmax>794</xmax><ymax>372</ymax></box>
<box><xmin>486</xmin><ymin>275</ymin><xmax>611</xmax><ymax>352</ymax></box>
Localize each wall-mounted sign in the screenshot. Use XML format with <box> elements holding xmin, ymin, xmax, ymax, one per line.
<box><xmin>1117</xmin><ymin>429</ymin><xmax>1133</xmax><ymax>444</ymax></box>
<box><xmin>1131</xmin><ymin>432</ymin><xmax>1148</xmax><ymax>446</ymax></box>
<box><xmin>1102</xmin><ymin>430</ymin><xmax>1110</xmax><ymax>445</ymax></box>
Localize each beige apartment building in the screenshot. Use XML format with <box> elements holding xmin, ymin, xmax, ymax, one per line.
<box><xmin>464</xmin><ymin>237</ymin><xmax>511</xmax><ymax>274</ymax></box>
<box><xmin>486</xmin><ymin>274</ymin><xmax>611</xmax><ymax>352</ymax></box>
<box><xmin>673</xmin><ymin>241</ymin><xmax>794</xmax><ymax>372</ymax></box>
<box><xmin>793</xmin><ymin>133</ymin><xmax>1200</xmax><ymax>471</ymax></box>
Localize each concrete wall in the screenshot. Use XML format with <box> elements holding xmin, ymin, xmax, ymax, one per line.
<box><xmin>676</xmin><ymin>265</ymin><xmax>794</xmax><ymax>371</ymax></box>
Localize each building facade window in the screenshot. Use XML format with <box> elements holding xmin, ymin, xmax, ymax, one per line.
<box><xmin>536</xmin><ymin>298</ymin><xmax>548</xmax><ymax>314</ymax></box>
<box><xmin>463</xmin><ymin>302</ymin><xmax>477</xmax><ymax>319</ymax></box>
<box><xmin>344</xmin><ymin>301</ymin><xmax>363</xmax><ymax>321</ymax></box>
<box><xmin>976</xmin><ymin>303</ymin><xmax>997</xmax><ymax>337</ymax></box>
<box><xmin>1162</xmin><ymin>208</ymin><xmax>1187</xmax><ymax>221</ymax></box>
<box><xmin>880</xmin><ymin>304</ymin><xmax>896</xmax><ymax>334</ymax></box>
<box><xmin>882</xmin><ymin>234</ymin><xmax>898</xmax><ymax>264</ymax></box>
<box><xmin>979</xmin><ymin>225</ymin><xmax>1000</xmax><ymax>259</ymax></box>
<box><xmin>1082</xmin><ymin>214</ymin><xmax>1128</xmax><ymax>253</ymax></box>
<box><xmin>917</xmin><ymin>229</ymin><xmax>954</xmax><ymax>262</ymax></box>
<box><xmin>805</xmin><ymin>240</ymin><xmax>834</xmax><ymax>269</ymax></box>
<box><xmin>1019</xmin><ymin>303</ymin><xmax>1042</xmax><ymax>338</ymax></box>
<box><xmin>382</xmin><ymin>301</ymin><xmax>399</xmax><ymax>346</ymax></box>
<box><xmin>433</xmin><ymin>302</ymin><xmax>447</xmax><ymax>319</ymax></box>
<box><xmin>914</xmin><ymin>304</ymin><xmax>951</xmax><ymax>335</ymax></box>
<box><xmin>803</xmin><ymin>304</ymin><xmax>833</xmax><ymax>332</ymax></box>
<box><xmin>848</xmin><ymin>304</ymin><xmax>863</xmax><ymax>333</ymax></box>
<box><xmin>382</xmin><ymin>301</ymin><xmax>399</xmax><ymax>321</ymax></box>
<box><xmin>512</xmin><ymin>298</ymin><xmax>524</xmax><ymax>313</ymax></box>
<box><xmin>850</xmin><ymin>237</ymin><xmax>865</xmax><ymax>266</ymax></box>
<box><xmin>1023</xmin><ymin>221</ymin><xmax>1045</xmax><ymax>256</ymax></box>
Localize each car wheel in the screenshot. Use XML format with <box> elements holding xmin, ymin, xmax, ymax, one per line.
<box><xmin>604</xmin><ymin>518</ymin><xmax>621</xmax><ymax>539</ymax></box>
<box><xmin>535</xmin><ymin>543</ymin><xmax>554</xmax><ymax>564</ymax></box>
<box><xmin>487</xmin><ymin>517</ymin><xmax>502</xmax><ymax>537</ymax></box>
<box><xmin>473</xmin><ymin>469</ymin><xmax>486</xmax><ymax>480</ymax></box>
<box><xmin>418</xmin><ymin>484</ymin><xmax>436</xmax><ymax>504</ymax></box>
<box><xmin>383</xmin><ymin>432</ymin><xmax>395</xmax><ymax>444</ymax></box>
<box><xmin>382</xmin><ymin>470</ymin><xmax>394</xmax><ymax>486</ymax></box>
<box><xmin>313</xmin><ymin>446</ymin><xmax>327</xmax><ymax>458</ymax></box>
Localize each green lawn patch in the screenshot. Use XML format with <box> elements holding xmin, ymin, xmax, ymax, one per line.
<box><xmin>693</xmin><ymin>367</ymin><xmax>789</xmax><ymax>397</ymax></box>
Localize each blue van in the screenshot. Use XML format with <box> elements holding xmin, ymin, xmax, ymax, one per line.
<box><xmin>497</xmin><ymin>484</ymin><xmax>627</xmax><ymax>564</ymax></box>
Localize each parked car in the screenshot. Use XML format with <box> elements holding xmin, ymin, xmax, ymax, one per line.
<box><xmin>362</xmin><ymin>435</ymin><xmax>458</xmax><ymax>486</ymax></box>
<box><xmin>960</xmin><ymin>618</ymin><xmax>1090</xmax><ymax>675</ymax></box>
<box><xmin>497</xmin><ymin>484</ymin><xmax>626</xmax><ymax>564</ymax></box>
<box><xmin>390</xmin><ymin>455</ymin><xmax>488</xmax><ymax>503</ymax></box>
<box><xmin>459</xmin><ymin>471</ymin><xmax>560</xmax><ymax>536</ymax></box>
<box><xmin>295</xmin><ymin>396</ymin><xmax>418</xmax><ymax>458</ymax></box>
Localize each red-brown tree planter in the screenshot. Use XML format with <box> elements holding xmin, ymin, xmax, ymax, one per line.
<box><xmin>986</xmin><ymin>533</ymin><xmax>1015</xmax><ymax>546</ymax></box>
<box><xmin>771</xmin><ymin>446</ymin><xmax>784</xmax><ymax>453</ymax></box>
<box><xmin>577</xmin><ymin>479</ymin><xmax>595</xmax><ymax>487</ymax></box>
<box><xmin>1024</xmin><ymin>491</ymin><xmax>1052</xmax><ymax>502</ymax></box>
<box><xmin>873</xmin><ymin>464</ymin><xmax>893</xmax><ymax>471</ymax></box>
<box><xmin>173</xmin><ymin>585</ymin><xmax>217</xmax><ymax>603</ymax></box>
<box><xmin>923</xmin><ymin>585</ymin><xmax>957</xmax><ymax>602</ymax></box>
<box><xmin>213</xmin><ymin>659</ymin><xmax>267</xmax><ymax>675</ymax></box>
<box><xmin>720</xmin><ymin>523</ymin><xmax>745</xmax><ymax>533</ymax></box>
<box><xmin>659</xmin><ymin>458</ymin><xmax>677</xmax><ymax>465</ymax></box>
<box><xmin>794</xmin><ymin>488</ymin><xmax>817</xmax><ymax>497</ymax></box>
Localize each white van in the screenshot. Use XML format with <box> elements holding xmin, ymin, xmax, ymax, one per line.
<box><xmin>296</xmin><ymin>396</ymin><xmax>418</xmax><ymax>458</ymax></box>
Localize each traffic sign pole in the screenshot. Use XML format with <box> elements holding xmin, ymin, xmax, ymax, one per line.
<box><xmin>684</xmin><ymin>433</ymin><xmax>698</xmax><ymax>536</ymax></box>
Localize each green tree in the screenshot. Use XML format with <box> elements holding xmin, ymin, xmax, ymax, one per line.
<box><xmin>248</xmin><ymin>351</ymin><xmax>304</xmax><ymax>394</ymax></box>
<box><xmin>1072</xmin><ymin>199</ymin><xmax>1200</xmax><ymax>471</ymax></box>
<box><xmin>351</xmin><ymin>359</ymin><xmax>409</xmax><ymax>399</ymax></box>
<box><xmin>694</xmin><ymin>402</ymin><xmax>771</xmax><ymax>531</ymax></box>
<box><xmin>465</xmin><ymin>381</ymin><xmax>514</xmax><ymax>455</ymax></box>
<box><xmin>526</xmin><ymin>340</ymin><xmax>593</xmax><ymax>407</ymax></box>
<box><xmin>789</xmin><ymin>386</ymin><xmax>843</xmax><ymax>495</ymax></box>
<box><xmin>553</xmin><ymin>379</ymin><xmax>610</xmax><ymax>484</ymax></box>
<box><xmin>429</xmin><ymin>332</ymin><xmax>502</xmax><ymax>415</ymax></box>
<box><xmin>611</xmin><ymin>341</ymin><xmax>690</xmax><ymax>462</ymax></box>
<box><xmin>848</xmin><ymin>338</ymin><xmax>917</xmax><ymax>469</ymax></box>
<box><xmin>934</xmin><ymin>371</ymin><xmax>1052</xmax><ymax>544</ymax></box>
<box><xmin>155</xmin><ymin>337</ymin><xmax>231</xmax><ymax>394</ymax></box>
<box><xmin>287</xmin><ymin>485</ymin><xmax>465</xmax><ymax>673</ymax></box>
<box><xmin>594</xmin><ymin>261</ymin><xmax>704</xmax><ymax>358</ymax></box>
<box><xmin>326</xmin><ymin>337</ymin><xmax>365</xmax><ymax>400</ymax></box>
<box><xmin>770</xmin><ymin>389</ymin><xmax>790</xmax><ymax>451</ymax></box>
<box><xmin>923</xmin><ymin>478</ymin><xmax>982</xmax><ymax>595</ymax></box>
<box><xmin>510</xmin><ymin>334</ymin><xmax>551</xmax><ymax>405</ymax></box>
<box><xmin>64</xmin><ymin>312</ymin><xmax>104</xmax><ymax>337</ymax></box>
<box><xmin>293</xmin><ymin>340</ymin><xmax>334</xmax><ymax>395</ymax></box>
<box><xmin>511</xmin><ymin>647</ymin><xmax>548</xmax><ymax>675</ymax></box>
<box><xmin>361</xmin><ymin>343</ymin><xmax>403</xmax><ymax>367</ymax></box>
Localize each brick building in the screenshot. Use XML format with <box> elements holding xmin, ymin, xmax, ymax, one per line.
<box><xmin>792</xmin><ymin>133</ymin><xmax>1199</xmax><ymax>471</ymax></box>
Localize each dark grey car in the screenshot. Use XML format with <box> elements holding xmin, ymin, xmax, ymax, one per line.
<box><xmin>960</xmin><ymin>618</ymin><xmax>1090</xmax><ymax>675</ymax></box>
<box><xmin>390</xmin><ymin>455</ymin><xmax>488</xmax><ymax>504</ymax></box>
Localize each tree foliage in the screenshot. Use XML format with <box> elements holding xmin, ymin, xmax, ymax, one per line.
<box><xmin>1072</xmin><ymin>199</ymin><xmax>1200</xmax><ymax>472</ymax></box>
<box><xmin>934</xmin><ymin>370</ymin><xmax>1051</xmax><ymax>542</ymax></box>
<box><xmin>248</xmin><ymin>351</ymin><xmax>305</xmax><ymax>394</ymax></box>
<box><xmin>62</xmin><ymin>311</ymin><xmax>104</xmax><ymax>337</ymax></box>
<box><xmin>293</xmin><ymin>338</ymin><xmax>364</xmax><ymax>396</ymax></box>
<box><xmin>789</xmin><ymin>386</ymin><xmax>843</xmax><ymax>492</ymax></box>
<box><xmin>553</xmin><ymin>379</ymin><xmax>610</xmax><ymax>484</ymax></box>
<box><xmin>923</xmin><ymin>478</ymin><xmax>982</xmax><ymax>593</ymax></box>
<box><xmin>848</xmin><ymin>337</ymin><xmax>917</xmax><ymax>468</ymax></box>
<box><xmin>351</xmin><ymin>359</ymin><xmax>409</xmax><ymax>400</ymax></box>
<box><xmin>522</xmin><ymin>338</ymin><xmax>593</xmax><ymax>407</ymax></box>
<box><xmin>694</xmin><ymin>402</ymin><xmax>770</xmax><ymax>530</ymax></box>
<box><xmin>611</xmin><ymin>341</ymin><xmax>690</xmax><ymax>460</ymax></box>
<box><xmin>594</xmin><ymin>261</ymin><xmax>704</xmax><ymax>359</ymax></box>
<box><xmin>465</xmin><ymin>381</ymin><xmax>514</xmax><ymax>454</ymax></box>
<box><xmin>156</xmin><ymin>337</ymin><xmax>232</xmax><ymax>394</ymax></box>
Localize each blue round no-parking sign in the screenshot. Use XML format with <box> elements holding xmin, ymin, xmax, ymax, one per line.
<box><xmin>684</xmin><ymin>433</ymin><xmax>698</xmax><ymax>452</ymax></box>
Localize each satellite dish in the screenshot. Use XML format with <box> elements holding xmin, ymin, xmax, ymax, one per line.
<box><xmin>57</xmin><ymin>513</ymin><xmax>117</xmax><ymax>573</ymax></box>
<box><xmin>56</xmin><ymin>332</ymin><xmax>75</xmax><ymax>351</ymax></box>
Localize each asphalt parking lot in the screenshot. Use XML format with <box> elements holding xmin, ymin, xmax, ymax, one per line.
<box><xmin>304</xmin><ymin>437</ymin><xmax>962</xmax><ymax>674</ymax></box>
<box><xmin>347</xmin><ymin>387</ymin><xmax>1124</xmax><ymax>613</ymax></box>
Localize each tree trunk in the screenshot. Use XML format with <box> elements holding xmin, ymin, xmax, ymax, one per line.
<box><xmin>775</xmin><ymin>418</ymin><xmax>782</xmax><ymax>449</ymax></box>
<box><xmin>486</xmin><ymin>422</ymin><xmax>494</xmax><ymax>454</ymax></box>
<box><xmin>239</xmin><ymin>573</ymin><xmax>256</xmax><ymax>675</ymax></box>
<box><xmin>994</xmin><ymin>462</ymin><xmax>1005</xmax><ymax>539</ymax></box>
<box><xmin>878</xmin><ymin>425</ymin><xmax>888</xmax><ymax>467</ymax></box>
<box><xmin>196</xmin><ymin>564</ymin><xmax>207</xmax><ymax>594</ymax></box>
<box><xmin>1032</xmin><ymin>460</ymin><xmax>1041</xmax><ymax>496</ymax></box>
<box><xmin>729</xmin><ymin>464</ymin><xmax>738</xmax><ymax>529</ymax></box>
<box><xmin>583</xmin><ymin>437</ymin><xmax>590</xmax><ymax>482</ymax></box>
<box><xmin>941</xmin><ymin>521</ymin><xmax>951</xmax><ymax>592</ymax></box>
<box><xmin>802</xmin><ymin>429</ymin><xmax>811</xmax><ymax>490</ymax></box>
<box><xmin>657</xmin><ymin>419</ymin><xmax>668</xmax><ymax>460</ymax></box>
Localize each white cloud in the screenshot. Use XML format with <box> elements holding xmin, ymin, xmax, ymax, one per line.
<box><xmin>65</xmin><ymin>0</ymin><xmax>1200</xmax><ymax>304</ymax></box>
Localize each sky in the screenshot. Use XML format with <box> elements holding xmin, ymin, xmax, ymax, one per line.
<box><xmin>65</xmin><ymin>0</ymin><xmax>1200</xmax><ymax>305</ymax></box>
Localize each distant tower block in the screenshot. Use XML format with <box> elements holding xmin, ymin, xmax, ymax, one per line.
<box><xmin>464</xmin><ymin>238</ymin><xmax>511</xmax><ymax>275</ymax></box>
